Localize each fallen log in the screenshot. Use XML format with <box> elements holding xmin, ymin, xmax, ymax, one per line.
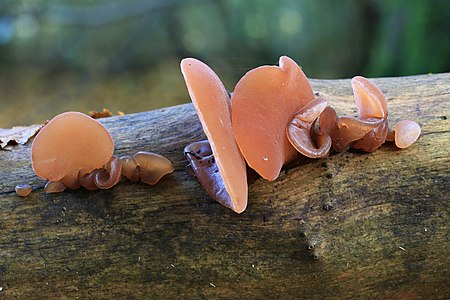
<box><xmin>0</xmin><ymin>73</ymin><xmax>449</xmax><ymax>299</ymax></box>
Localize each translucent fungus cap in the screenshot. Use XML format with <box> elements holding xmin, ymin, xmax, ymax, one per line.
<box><xmin>286</xmin><ymin>97</ymin><xmax>332</xmax><ymax>158</ymax></box>
<box><xmin>352</xmin><ymin>76</ymin><xmax>387</xmax><ymax>119</ymax></box>
<box><xmin>232</xmin><ymin>56</ymin><xmax>314</xmax><ymax>181</ymax></box>
<box><xmin>133</xmin><ymin>152</ymin><xmax>174</xmax><ymax>185</ymax></box>
<box><xmin>181</xmin><ymin>58</ymin><xmax>248</xmax><ymax>213</ymax></box>
<box><xmin>394</xmin><ymin>120</ymin><xmax>421</xmax><ymax>148</ymax></box>
<box><xmin>32</xmin><ymin>112</ymin><xmax>114</xmax><ymax>182</ymax></box>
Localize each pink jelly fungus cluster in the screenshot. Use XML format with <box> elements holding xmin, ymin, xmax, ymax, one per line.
<box><xmin>29</xmin><ymin>112</ymin><xmax>173</xmax><ymax>195</ymax></box>
<box><xmin>181</xmin><ymin>56</ymin><xmax>421</xmax><ymax>213</ymax></box>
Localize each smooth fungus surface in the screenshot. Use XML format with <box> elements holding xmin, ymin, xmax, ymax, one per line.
<box><xmin>15</xmin><ymin>184</ymin><xmax>33</xmax><ymax>197</ymax></box>
<box><xmin>394</xmin><ymin>120</ymin><xmax>421</xmax><ymax>148</ymax></box>
<box><xmin>232</xmin><ymin>56</ymin><xmax>315</xmax><ymax>181</ymax></box>
<box><xmin>181</xmin><ymin>58</ymin><xmax>248</xmax><ymax>213</ymax></box>
<box><xmin>32</xmin><ymin>111</ymin><xmax>114</xmax><ymax>184</ymax></box>
<box><xmin>180</xmin><ymin>57</ymin><xmax>422</xmax><ymax>213</ymax></box>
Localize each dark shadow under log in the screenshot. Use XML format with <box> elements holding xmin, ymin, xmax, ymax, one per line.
<box><xmin>0</xmin><ymin>74</ymin><xmax>449</xmax><ymax>299</ymax></box>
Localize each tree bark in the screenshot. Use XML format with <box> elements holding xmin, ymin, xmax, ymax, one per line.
<box><xmin>0</xmin><ymin>73</ymin><xmax>449</xmax><ymax>299</ymax></box>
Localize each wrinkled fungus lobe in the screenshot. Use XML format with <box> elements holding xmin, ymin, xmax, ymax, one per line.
<box><xmin>180</xmin><ymin>56</ymin><xmax>421</xmax><ymax>213</ymax></box>
<box><xmin>184</xmin><ymin>140</ymin><xmax>237</xmax><ymax>211</ymax></box>
<box><xmin>286</xmin><ymin>97</ymin><xmax>332</xmax><ymax>158</ymax></box>
<box><xmin>349</xmin><ymin>76</ymin><xmax>389</xmax><ymax>152</ymax></box>
<box><xmin>318</xmin><ymin>76</ymin><xmax>421</xmax><ymax>152</ymax></box>
<box><xmin>32</xmin><ymin>112</ymin><xmax>114</xmax><ymax>187</ymax></box>
<box><xmin>94</xmin><ymin>156</ymin><xmax>123</xmax><ymax>189</ymax></box>
<box><xmin>181</xmin><ymin>58</ymin><xmax>248</xmax><ymax>213</ymax></box>
<box><xmin>232</xmin><ymin>56</ymin><xmax>315</xmax><ymax>181</ymax></box>
<box><xmin>132</xmin><ymin>152</ymin><xmax>174</xmax><ymax>185</ymax></box>
<box><xmin>120</xmin><ymin>155</ymin><xmax>140</xmax><ymax>182</ymax></box>
<box><xmin>319</xmin><ymin>77</ymin><xmax>388</xmax><ymax>152</ymax></box>
<box><xmin>32</xmin><ymin>111</ymin><xmax>173</xmax><ymax>193</ymax></box>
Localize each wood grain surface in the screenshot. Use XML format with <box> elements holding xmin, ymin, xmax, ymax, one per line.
<box><xmin>0</xmin><ymin>73</ymin><xmax>449</xmax><ymax>299</ymax></box>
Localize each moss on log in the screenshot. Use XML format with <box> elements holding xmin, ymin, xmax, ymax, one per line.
<box><xmin>0</xmin><ymin>73</ymin><xmax>449</xmax><ymax>299</ymax></box>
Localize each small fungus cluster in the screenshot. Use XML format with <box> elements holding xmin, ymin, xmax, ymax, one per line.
<box><xmin>17</xmin><ymin>111</ymin><xmax>173</xmax><ymax>196</ymax></box>
<box><xmin>181</xmin><ymin>56</ymin><xmax>421</xmax><ymax>214</ymax></box>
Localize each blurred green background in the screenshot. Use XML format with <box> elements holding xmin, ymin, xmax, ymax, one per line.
<box><xmin>0</xmin><ymin>0</ymin><xmax>449</xmax><ymax>127</ymax></box>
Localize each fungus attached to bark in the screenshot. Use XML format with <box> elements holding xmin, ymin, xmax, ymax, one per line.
<box><xmin>184</xmin><ymin>140</ymin><xmax>237</xmax><ymax>211</ymax></box>
<box><xmin>120</xmin><ymin>155</ymin><xmax>140</xmax><ymax>182</ymax></box>
<box><xmin>392</xmin><ymin>120</ymin><xmax>421</xmax><ymax>149</ymax></box>
<box><xmin>180</xmin><ymin>57</ymin><xmax>421</xmax><ymax>213</ymax></box>
<box><xmin>94</xmin><ymin>156</ymin><xmax>123</xmax><ymax>189</ymax></box>
<box><xmin>57</xmin><ymin>151</ymin><xmax>173</xmax><ymax>191</ymax></box>
<box><xmin>79</xmin><ymin>172</ymin><xmax>99</xmax><ymax>191</ymax></box>
<box><xmin>15</xmin><ymin>184</ymin><xmax>33</xmax><ymax>197</ymax></box>
<box><xmin>319</xmin><ymin>106</ymin><xmax>383</xmax><ymax>153</ymax></box>
<box><xmin>349</xmin><ymin>76</ymin><xmax>389</xmax><ymax>152</ymax></box>
<box><xmin>132</xmin><ymin>151</ymin><xmax>174</xmax><ymax>185</ymax></box>
<box><xmin>232</xmin><ymin>56</ymin><xmax>315</xmax><ymax>181</ymax></box>
<box><xmin>32</xmin><ymin>112</ymin><xmax>114</xmax><ymax>187</ymax></box>
<box><xmin>181</xmin><ymin>58</ymin><xmax>248</xmax><ymax>213</ymax></box>
<box><xmin>44</xmin><ymin>181</ymin><xmax>67</xmax><ymax>193</ymax></box>
<box><xmin>319</xmin><ymin>77</ymin><xmax>388</xmax><ymax>152</ymax></box>
<box><xmin>286</xmin><ymin>97</ymin><xmax>332</xmax><ymax>158</ymax></box>
<box><xmin>318</xmin><ymin>76</ymin><xmax>420</xmax><ymax>152</ymax></box>
<box><xmin>31</xmin><ymin>111</ymin><xmax>173</xmax><ymax>193</ymax></box>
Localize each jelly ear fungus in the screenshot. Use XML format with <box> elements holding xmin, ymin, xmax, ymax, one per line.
<box><xmin>184</xmin><ymin>141</ymin><xmax>237</xmax><ymax>211</ymax></box>
<box><xmin>318</xmin><ymin>76</ymin><xmax>420</xmax><ymax>153</ymax></box>
<box><xmin>127</xmin><ymin>152</ymin><xmax>174</xmax><ymax>185</ymax></box>
<box><xmin>181</xmin><ymin>57</ymin><xmax>421</xmax><ymax>214</ymax></box>
<box><xmin>32</xmin><ymin>112</ymin><xmax>114</xmax><ymax>188</ymax></box>
<box><xmin>391</xmin><ymin>120</ymin><xmax>421</xmax><ymax>149</ymax></box>
<box><xmin>181</xmin><ymin>58</ymin><xmax>248</xmax><ymax>213</ymax></box>
<box><xmin>286</xmin><ymin>97</ymin><xmax>332</xmax><ymax>158</ymax></box>
<box><xmin>318</xmin><ymin>76</ymin><xmax>388</xmax><ymax>152</ymax></box>
<box><xmin>31</xmin><ymin>111</ymin><xmax>173</xmax><ymax>194</ymax></box>
<box><xmin>232</xmin><ymin>56</ymin><xmax>315</xmax><ymax>181</ymax></box>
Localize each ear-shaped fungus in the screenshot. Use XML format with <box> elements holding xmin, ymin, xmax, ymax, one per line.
<box><xmin>319</xmin><ymin>76</ymin><xmax>421</xmax><ymax>152</ymax></box>
<box><xmin>179</xmin><ymin>57</ymin><xmax>423</xmax><ymax>212</ymax></box>
<box><xmin>232</xmin><ymin>56</ymin><xmax>315</xmax><ymax>180</ymax></box>
<box><xmin>184</xmin><ymin>141</ymin><xmax>237</xmax><ymax>211</ymax></box>
<box><xmin>15</xmin><ymin>184</ymin><xmax>33</xmax><ymax>197</ymax></box>
<box><xmin>76</xmin><ymin>151</ymin><xmax>173</xmax><ymax>190</ymax></box>
<box><xmin>181</xmin><ymin>58</ymin><xmax>248</xmax><ymax>213</ymax></box>
<box><xmin>32</xmin><ymin>112</ymin><xmax>173</xmax><ymax>194</ymax></box>
<box><xmin>286</xmin><ymin>97</ymin><xmax>332</xmax><ymax>158</ymax></box>
<box><xmin>120</xmin><ymin>155</ymin><xmax>140</xmax><ymax>182</ymax></box>
<box><xmin>349</xmin><ymin>76</ymin><xmax>389</xmax><ymax>152</ymax></box>
<box><xmin>319</xmin><ymin>77</ymin><xmax>388</xmax><ymax>152</ymax></box>
<box><xmin>44</xmin><ymin>181</ymin><xmax>68</xmax><ymax>193</ymax></box>
<box><xmin>94</xmin><ymin>156</ymin><xmax>123</xmax><ymax>189</ymax></box>
<box><xmin>32</xmin><ymin>112</ymin><xmax>114</xmax><ymax>187</ymax></box>
<box><xmin>392</xmin><ymin>120</ymin><xmax>421</xmax><ymax>149</ymax></box>
<box><xmin>79</xmin><ymin>172</ymin><xmax>99</xmax><ymax>191</ymax></box>
<box><xmin>132</xmin><ymin>152</ymin><xmax>174</xmax><ymax>185</ymax></box>
<box><xmin>319</xmin><ymin>107</ymin><xmax>384</xmax><ymax>152</ymax></box>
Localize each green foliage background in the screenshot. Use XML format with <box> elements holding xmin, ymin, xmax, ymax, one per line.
<box><xmin>0</xmin><ymin>0</ymin><xmax>448</xmax><ymax>126</ymax></box>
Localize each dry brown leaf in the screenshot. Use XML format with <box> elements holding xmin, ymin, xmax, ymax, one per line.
<box><xmin>89</xmin><ymin>108</ymin><xmax>113</xmax><ymax>119</ymax></box>
<box><xmin>0</xmin><ymin>124</ymin><xmax>44</xmax><ymax>150</ymax></box>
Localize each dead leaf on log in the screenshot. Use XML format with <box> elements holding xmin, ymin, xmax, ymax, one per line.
<box><xmin>89</xmin><ymin>108</ymin><xmax>125</xmax><ymax>119</ymax></box>
<box><xmin>89</xmin><ymin>108</ymin><xmax>113</xmax><ymax>119</ymax></box>
<box><xmin>0</xmin><ymin>124</ymin><xmax>44</xmax><ymax>150</ymax></box>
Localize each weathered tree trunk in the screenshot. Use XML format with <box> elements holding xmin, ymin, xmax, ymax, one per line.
<box><xmin>0</xmin><ymin>74</ymin><xmax>449</xmax><ymax>299</ymax></box>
